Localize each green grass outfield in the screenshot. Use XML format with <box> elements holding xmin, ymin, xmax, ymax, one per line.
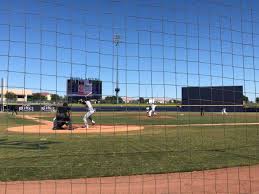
<box><xmin>37</xmin><ymin>111</ymin><xmax>259</xmax><ymax>125</ymax></box>
<box><xmin>0</xmin><ymin>112</ymin><xmax>259</xmax><ymax>181</ymax></box>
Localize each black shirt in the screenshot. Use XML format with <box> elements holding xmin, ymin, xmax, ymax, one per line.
<box><xmin>56</xmin><ymin>106</ymin><xmax>71</xmax><ymax>118</ymax></box>
<box><xmin>57</xmin><ymin>106</ymin><xmax>70</xmax><ymax>114</ymax></box>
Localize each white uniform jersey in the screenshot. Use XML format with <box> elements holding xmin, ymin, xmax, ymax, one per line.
<box><xmin>86</xmin><ymin>100</ymin><xmax>94</xmax><ymax>112</ymax></box>
<box><xmin>151</xmin><ymin>104</ymin><xmax>156</xmax><ymax>111</ymax></box>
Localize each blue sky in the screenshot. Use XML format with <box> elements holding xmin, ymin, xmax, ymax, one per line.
<box><xmin>0</xmin><ymin>0</ymin><xmax>259</xmax><ymax>101</ymax></box>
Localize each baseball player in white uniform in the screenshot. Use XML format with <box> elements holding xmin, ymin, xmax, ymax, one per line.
<box><xmin>147</xmin><ymin>103</ymin><xmax>157</xmax><ymax>117</ymax></box>
<box><xmin>79</xmin><ymin>97</ymin><xmax>96</xmax><ymax>128</ymax></box>
<box><xmin>221</xmin><ymin>107</ymin><xmax>228</xmax><ymax>115</ymax></box>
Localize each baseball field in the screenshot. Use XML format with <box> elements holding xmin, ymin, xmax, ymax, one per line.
<box><xmin>0</xmin><ymin>111</ymin><xmax>259</xmax><ymax>181</ymax></box>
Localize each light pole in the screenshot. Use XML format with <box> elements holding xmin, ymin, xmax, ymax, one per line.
<box><xmin>1</xmin><ymin>78</ymin><xmax>4</xmax><ymax>112</ymax></box>
<box><xmin>113</xmin><ymin>34</ymin><xmax>120</xmax><ymax>104</ymax></box>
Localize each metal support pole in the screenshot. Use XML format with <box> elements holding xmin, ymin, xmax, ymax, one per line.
<box><xmin>113</xmin><ymin>34</ymin><xmax>120</xmax><ymax>104</ymax></box>
<box><xmin>1</xmin><ymin>78</ymin><xmax>4</xmax><ymax>112</ymax></box>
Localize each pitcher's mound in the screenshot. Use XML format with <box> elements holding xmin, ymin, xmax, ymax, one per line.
<box><xmin>7</xmin><ymin>123</ymin><xmax>144</xmax><ymax>134</ymax></box>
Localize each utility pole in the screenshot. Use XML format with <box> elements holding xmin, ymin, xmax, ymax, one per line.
<box><xmin>1</xmin><ymin>78</ymin><xmax>4</xmax><ymax>112</ymax></box>
<box><xmin>113</xmin><ymin>34</ymin><xmax>120</xmax><ymax>104</ymax></box>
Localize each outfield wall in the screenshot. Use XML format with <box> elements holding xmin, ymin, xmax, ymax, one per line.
<box><xmin>2</xmin><ymin>104</ymin><xmax>258</xmax><ymax>112</ymax></box>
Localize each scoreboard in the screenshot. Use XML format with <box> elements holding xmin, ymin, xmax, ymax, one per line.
<box><xmin>182</xmin><ymin>86</ymin><xmax>243</xmax><ymax>105</ymax></box>
<box><xmin>67</xmin><ymin>78</ymin><xmax>102</xmax><ymax>100</ymax></box>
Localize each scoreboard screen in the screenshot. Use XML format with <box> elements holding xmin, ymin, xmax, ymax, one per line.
<box><xmin>67</xmin><ymin>79</ymin><xmax>102</xmax><ymax>99</ymax></box>
<box><xmin>182</xmin><ymin>86</ymin><xmax>243</xmax><ymax>105</ymax></box>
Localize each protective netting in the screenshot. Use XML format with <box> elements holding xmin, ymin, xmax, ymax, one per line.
<box><xmin>0</xmin><ymin>0</ymin><xmax>259</xmax><ymax>193</ymax></box>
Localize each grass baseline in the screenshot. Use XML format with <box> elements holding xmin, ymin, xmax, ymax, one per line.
<box><xmin>0</xmin><ymin>112</ymin><xmax>258</xmax><ymax>181</ymax></box>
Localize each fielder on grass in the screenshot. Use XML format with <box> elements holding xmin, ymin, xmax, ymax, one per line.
<box><xmin>221</xmin><ymin>107</ymin><xmax>228</xmax><ymax>115</ymax></box>
<box><xmin>146</xmin><ymin>103</ymin><xmax>157</xmax><ymax>117</ymax></box>
<box><xmin>79</xmin><ymin>94</ymin><xmax>96</xmax><ymax>129</ymax></box>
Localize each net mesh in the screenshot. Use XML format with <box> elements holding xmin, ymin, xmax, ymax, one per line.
<box><xmin>0</xmin><ymin>0</ymin><xmax>259</xmax><ymax>193</ymax></box>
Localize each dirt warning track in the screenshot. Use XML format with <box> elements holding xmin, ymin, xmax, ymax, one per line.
<box><xmin>1</xmin><ymin>164</ymin><xmax>259</xmax><ymax>194</ymax></box>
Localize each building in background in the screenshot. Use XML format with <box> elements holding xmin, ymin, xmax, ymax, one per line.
<box><xmin>121</xmin><ymin>97</ymin><xmax>138</xmax><ymax>103</ymax></box>
<box><xmin>32</xmin><ymin>92</ymin><xmax>52</xmax><ymax>101</ymax></box>
<box><xmin>1</xmin><ymin>89</ymin><xmax>33</xmax><ymax>103</ymax></box>
<box><xmin>67</xmin><ymin>78</ymin><xmax>102</xmax><ymax>102</ymax></box>
<box><xmin>153</xmin><ymin>98</ymin><xmax>177</xmax><ymax>104</ymax></box>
